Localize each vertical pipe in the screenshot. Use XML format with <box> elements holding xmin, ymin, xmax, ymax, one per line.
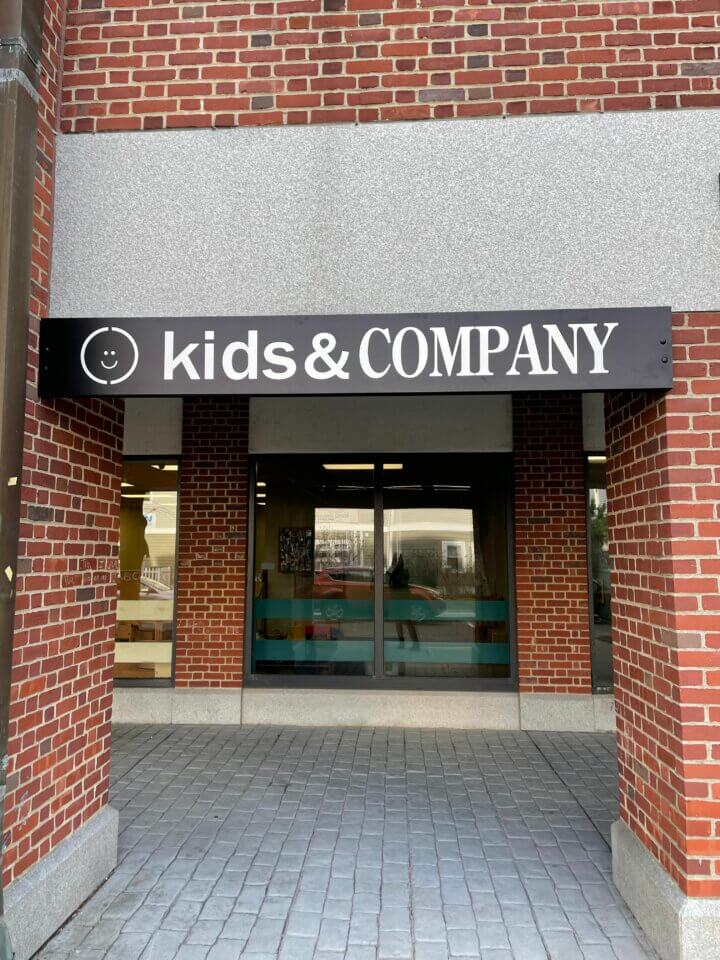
<box><xmin>0</xmin><ymin>1</ymin><xmax>45</xmax><ymax>953</ymax></box>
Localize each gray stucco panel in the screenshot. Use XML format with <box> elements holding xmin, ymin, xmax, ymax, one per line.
<box><xmin>50</xmin><ymin>110</ymin><xmax>720</xmax><ymax>317</ymax></box>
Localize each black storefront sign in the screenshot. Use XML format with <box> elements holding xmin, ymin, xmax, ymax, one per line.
<box><xmin>39</xmin><ymin>307</ymin><xmax>672</xmax><ymax>397</ymax></box>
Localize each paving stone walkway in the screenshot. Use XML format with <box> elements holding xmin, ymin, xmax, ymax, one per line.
<box><xmin>38</xmin><ymin>725</ymin><xmax>658</xmax><ymax>960</ymax></box>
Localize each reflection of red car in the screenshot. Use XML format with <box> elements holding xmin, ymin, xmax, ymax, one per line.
<box><xmin>313</xmin><ymin>567</ymin><xmax>446</xmax><ymax>621</ymax></box>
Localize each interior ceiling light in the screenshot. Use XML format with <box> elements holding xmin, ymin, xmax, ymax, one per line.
<box><xmin>587</xmin><ymin>455</ymin><xmax>607</xmax><ymax>463</ymax></box>
<box><xmin>256</xmin><ymin>481</ymin><xmax>267</xmax><ymax>487</ymax></box>
<box><xmin>121</xmin><ymin>482</ymin><xmax>133</xmax><ymax>488</ymax></box>
<box><xmin>322</xmin><ymin>463</ymin><xmax>403</xmax><ymax>471</ymax></box>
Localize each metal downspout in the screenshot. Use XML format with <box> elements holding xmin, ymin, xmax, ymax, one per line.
<box><xmin>0</xmin><ymin>0</ymin><xmax>45</xmax><ymax>954</ymax></box>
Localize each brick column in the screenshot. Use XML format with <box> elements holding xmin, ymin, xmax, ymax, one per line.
<box><xmin>2</xmin><ymin>0</ymin><xmax>125</xmax><ymax>952</ymax></box>
<box><xmin>513</xmin><ymin>393</ymin><xmax>592</xmax><ymax>695</ymax></box>
<box><xmin>4</xmin><ymin>400</ymin><xmax>123</xmax><ymax>889</ymax></box>
<box><xmin>607</xmin><ymin>313</ymin><xmax>720</xmax><ymax>959</ymax></box>
<box><xmin>174</xmin><ymin>397</ymin><xmax>249</xmax><ymax>687</ymax></box>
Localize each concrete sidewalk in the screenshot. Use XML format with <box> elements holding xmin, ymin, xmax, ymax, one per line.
<box><xmin>37</xmin><ymin>725</ymin><xmax>656</xmax><ymax>960</ymax></box>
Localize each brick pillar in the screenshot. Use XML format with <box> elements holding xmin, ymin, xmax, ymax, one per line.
<box><xmin>607</xmin><ymin>313</ymin><xmax>720</xmax><ymax>958</ymax></box>
<box><xmin>608</xmin><ymin>312</ymin><xmax>720</xmax><ymax>885</ymax></box>
<box><xmin>4</xmin><ymin>401</ymin><xmax>123</xmax><ymax>888</ymax></box>
<box><xmin>2</xmin><ymin>0</ymin><xmax>125</xmax><ymax>937</ymax></box>
<box><xmin>174</xmin><ymin>397</ymin><xmax>249</xmax><ymax>687</ymax></box>
<box><xmin>513</xmin><ymin>393</ymin><xmax>592</xmax><ymax>694</ymax></box>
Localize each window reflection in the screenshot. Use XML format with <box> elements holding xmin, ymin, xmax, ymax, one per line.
<box><xmin>251</xmin><ymin>455</ymin><xmax>511</xmax><ymax>682</ymax></box>
<box><xmin>383</xmin><ymin>462</ymin><xmax>509</xmax><ymax>679</ymax></box>
<box><xmin>588</xmin><ymin>456</ymin><xmax>612</xmax><ymax>690</ymax></box>
<box><xmin>253</xmin><ymin>461</ymin><xmax>375</xmax><ymax>675</ymax></box>
<box><xmin>114</xmin><ymin>460</ymin><xmax>178</xmax><ymax>681</ymax></box>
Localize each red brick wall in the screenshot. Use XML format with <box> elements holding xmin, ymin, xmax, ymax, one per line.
<box><xmin>174</xmin><ymin>397</ymin><xmax>249</xmax><ymax>687</ymax></box>
<box><xmin>3</xmin><ymin>0</ymin><xmax>124</xmax><ymax>888</ymax></box>
<box><xmin>60</xmin><ymin>0</ymin><xmax>720</xmax><ymax>133</ymax></box>
<box><xmin>5</xmin><ymin>402</ymin><xmax>123</xmax><ymax>886</ymax></box>
<box><xmin>606</xmin><ymin>312</ymin><xmax>720</xmax><ymax>898</ymax></box>
<box><xmin>513</xmin><ymin>393</ymin><xmax>592</xmax><ymax>694</ymax></box>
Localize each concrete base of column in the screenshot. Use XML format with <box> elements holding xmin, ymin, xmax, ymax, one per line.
<box><xmin>4</xmin><ymin>806</ymin><xmax>118</xmax><ymax>960</ymax></box>
<box><xmin>612</xmin><ymin>819</ymin><xmax>720</xmax><ymax>960</ymax></box>
<box><xmin>519</xmin><ymin>692</ymin><xmax>615</xmax><ymax>731</ymax></box>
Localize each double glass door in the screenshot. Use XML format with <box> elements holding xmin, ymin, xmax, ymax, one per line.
<box><xmin>250</xmin><ymin>455</ymin><xmax>512</xmax><ymax>684</ymax></box>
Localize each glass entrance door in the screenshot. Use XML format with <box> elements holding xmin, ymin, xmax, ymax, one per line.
<box><xmin>383</xmin><ymin>459</ymin><xmax>509</xmax><ymax>679</ymax></box>
<box><xmin>250</xmin><ymin>454</ymin><xmax>513</xmax><ymax>686</ymax></box>
<box><xmin>252</xmin><ymin>460</ymin><xmax>376</xmax><ymax>675</ymax></box>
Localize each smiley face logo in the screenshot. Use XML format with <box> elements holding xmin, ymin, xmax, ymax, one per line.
<box><xmin>80</xmin><ymin>326</ymin><xmax>139</xmax><ymax>386</ymax></box>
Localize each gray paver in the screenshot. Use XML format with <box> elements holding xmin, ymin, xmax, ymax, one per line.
<box><xmin>447</xmin><ymin>927</ymin><xmax>480</xmax><ymax>956</ymax></box>
<box><xmin>206</xmin><ymin>943</ymin><xmax>243</xmax><ymax>960</ymax></box>
<box><xmin>415</xmin><ymin>944</ymin><xmax>450</xmax><ymax>960</ymax></box>
<box><xmin>37</xmin><ymin>725</ymin><xmax>659</xmax><ymax>960</ymax></box>
<box><xmin>378</xmin><ymin>929</ymin><xmax>412</xmax><ymax>958</ymax></box>
<box><xmin>141</xmin><ymin>931</ymin><xmax>187</xmax><ymax>960</ymax></box>
<box><xmin>82</xmin><ymin>921</ymin><xmax>124</xmax><ymax>951</ymax></box>
<box><xmin>186</xmin><ymin>921</ymin><xmax>225</xmax><ymax>944</ymax></box>
<box><xmin>316</xmin><ymin>919</ymin><xmax>349</xmax><ymax>952</ymax></box>
<box><xmin>278</xmin><ymin>938</ymin><xmax>315</xmax><ymax>960</ymax></box>
<box><xmin>414</xmin><ymin>911</ymin><xmax>446</xmax><ymax>942</ymax></box>
<box><xmin>219</xmin><ymin>915</ymin><xmax>254</xmax><ymax>941</ymax></box>
<box><xmin>345</xmin><ymin>948</ymin><xmax>378</xmax><ymax>960</ymax></box>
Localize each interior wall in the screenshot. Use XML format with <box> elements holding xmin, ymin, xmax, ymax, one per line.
<box><xmin>250</xmin><ymin>395</ymin><xmax>512</xmax><ymax>454</ymax></box>
<box><xmin>123</xmin><ymin>398</ymin><xmax>182</xmax><ymax>455</ymax></box>
<box><xmin>582</xmin><ymin>393</ymin><xmax>606</xmax><ymax>451</ymax></box>
<box><xmin>121</xmin><ymin>395</ymin><xmax>602</xmax><ymax>457</ymax></box>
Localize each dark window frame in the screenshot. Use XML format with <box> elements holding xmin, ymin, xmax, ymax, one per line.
<box><xmin>113</xmin><ymin>454</ymin><xmax>181</xmax><ymax>688</ymax></box>
<box><xmin>243</xmin><ymin>453</ymin><xmax>517</xmax><ymax>692</ymax></box>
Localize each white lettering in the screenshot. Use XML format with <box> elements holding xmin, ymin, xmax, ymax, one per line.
<box><xmin>429</xmin><ymin>327</ymin><xmax>476</xmax><ymax>377</ymax></box>
<box><xmin>164</xmin><ymin>331</ymin><xmax>200</xmax><ymax>380</ymax></box>
<box><xmin>581</xmin><ymin>322</ymin><xmax>618</xmax><ymax>374</ymax></box>
<box><xmin>305</xmin><ymin>333</ymin><xmax>349</xmax><ymax>380</ymax></box>
<box><xmin>222</xmin><ymin>331</ymin><xmax>258</xmax><ymax>380</ymax></box>
<box><xmin>392</xmin><ymin>327</ymin><xmax>429</xmax><ymax>379</ymax></box>
<box><xmin>476</xmin><ymin>326</ymin><xmax>510</xmax><ymax>376</ymax></box>
<box><xmin>204</xmin><ymin>330</ymin><xmax>215</xmax><ymax>379</ymax></box>
<box><xmin>544</xmin><ymin>324</ymin><xmax>580</xmax><ymax>375</ymax></box>
<box><xmin>359</xmin><ymin>327</ymin><xmax>392</xmax><ymax>379</ymax></box>
<box><xmin>262</xmin><ymin>341</ymin><xmax>296</xmax><ymax>380</ymax></box>
<box><xmin>507</xmin><ymin>324</ymin><xmax>545</xmax><ymax>376</ymax></box>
